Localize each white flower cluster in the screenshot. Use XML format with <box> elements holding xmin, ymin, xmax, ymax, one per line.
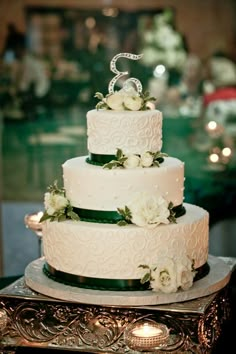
<box><xmin>103</xmin><ymin>149</ymin><xmax>167</xmax><ymax>170</ymax></box>
<box><xmin>127</xmin><ymin>192</ymin><xmax>171</xmax><ymax>227</ymax></box>
<box><xmin>124</xmin><ymin>151</ymin><xmax>155</xmax><ymax>168</ymax></box>
<box><xmin>106</xmin><ymin>87</ymin><xmax>143</xmax><ymax>111</ymax></box>
<box><xmin>95</xmin><ymin>87</ymin><xmax>155</xmax><ymax>111</ymax></box>
<box><xmin>44</xmin><ymin>192</ymin><xmax>68</xmax><ymax>216</ymax></box>
<box><xmin>141</xmin><ymin>255</ymin><xmax>195</xmax><ymax>293</ymax></box>
<box><xmin>41</xmin><ymin>186</ymin><xmax>79</xmax><ymax>223</ymax></box>
<box><xmin>40</xmin><ymin>181</ymin><xmax>80</xmax><ymax>223</ymax></box>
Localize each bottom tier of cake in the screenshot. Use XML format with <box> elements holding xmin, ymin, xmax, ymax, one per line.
<box><xmin>42</xmin><ymin>203</ymin><xmax>209</xmax><ymax>290</ymax></box>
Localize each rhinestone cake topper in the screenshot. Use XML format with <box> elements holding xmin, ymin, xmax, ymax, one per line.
<box><xmin>108</xmin><ymin>53</ymin><xmax>143</xmax><ymax>94</ymax></box>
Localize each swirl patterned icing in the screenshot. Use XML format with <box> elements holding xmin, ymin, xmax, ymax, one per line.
<box><xmin>43</xmin><ymin>204</ymin><xmax>209</xmax><ymax>279</ymax></box>
<box><xmin>41</xmin><ymin>101</ymin><xmax>210</xmax><ymax>291</ymax></box>
<box><xmin>87</xmin><ymin>109</ymin><xmax>162</xmax><ymax>155</ymax></box>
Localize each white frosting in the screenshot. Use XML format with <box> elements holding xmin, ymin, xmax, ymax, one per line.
<box><xmin>42</xmin><ymin>203</ymin><xmax>209</xmax><ymax>279</ymax></box>
<box><xmin>87</xmin><ymin>109</ymin><xmax>163</xmax><ymax>155</ymax></box>
<box><xmin>63</xmin><ymin>156</ymin><xmax>185</xmax><ymax>210</ymax></box>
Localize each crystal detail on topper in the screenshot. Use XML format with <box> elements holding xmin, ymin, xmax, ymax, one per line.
<box><xmin>108</xmin><ymin>53</ymin><xmax>143</xmax><ymax>94</ymax></box>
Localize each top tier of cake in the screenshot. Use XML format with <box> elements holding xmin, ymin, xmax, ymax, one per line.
<box><xmin>87</xmin><ymin>109</ymin><xmax>163</xmax><ymax>157</ymax></box>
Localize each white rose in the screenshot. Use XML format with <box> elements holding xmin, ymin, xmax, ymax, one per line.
<box><xmin>150</xmin><ymin>257</ymin><xmax>178</xmax><ymax>293</ymax></box>
<box><xmin>124</xmin><ymin>96</ymin><xmax>143</xmax><ymax>111</ymax></box>
<box><xmin>128</xmin><ymin>192</ymin><xmax>170</xmax><ymax>227</ymax></box>
<box><xmin>119</xmin><ymin>86</ymin><xmax>139</xmax><ymax>97</ymax></box>
<box><xmin>44</xmin><ymin>192</ymin><xmax>68</xmax><ymax>215</ymax></box>
<box><xmin>140</xmin><ymin>151</ymin><xmax>154</xmax><ymax>167</ymax></box>
<box><xmin>123</xmin><ymin>154</ymin><xmax>140</xmax><ymax>169</ymax></box>
<box><xmin>106</xmin><ymin>92</ymin><xmax>124</xmax><ymax>110</ymax></box>
<box><xmin>175</xmin><ymin>256</ymin><xmax>194</xmax><ymax>291</ymax></box>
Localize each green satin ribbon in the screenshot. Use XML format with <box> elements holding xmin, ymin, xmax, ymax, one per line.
<box><xmin>86</xmin><ymin>154</ymin><xmax>116</xmax><ymax>166</ymax></box>
<box><xmin>86</xmin><ymin>153</ymin><xmax>164</xmax><ymax>166</ymax></box>
<box><xmin>43</xmin><ymin>262</ymin><xmax>210</xmax><ymax>291</ymax></box>
<box><xmin>73</xmin><ymin>207</ymin><xmax>123</xmax><ymax>223</ymax></box>
<box><xmin>73</xmin><ymin>204</ymin><xmax>186</xmax><ymax>224</ymax></box>
<box><xmin>43</xmin><ymin>263</ymin><xmax>149</xmax><ymax>291</ymax></box>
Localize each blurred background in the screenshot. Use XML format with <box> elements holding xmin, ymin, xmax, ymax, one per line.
<box><xmin>0</xmin><ymin>0</ymin><xmax>236</xmax><ymax>277</ymax></box>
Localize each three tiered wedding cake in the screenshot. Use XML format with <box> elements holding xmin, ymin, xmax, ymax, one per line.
<box><xmin>40</xmin><ymin>53</ymin><xmax>209</xmax><ymax>294</ymax></box>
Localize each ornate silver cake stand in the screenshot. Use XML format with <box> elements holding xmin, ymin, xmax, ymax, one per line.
<box><xmin>24</xmin><ymin>255</ymin><xmax>231</xmax><ymax>306</ymax></box>
<box><xmin>0</xmin><ymin>255</ymin><xmax>235</xmax><ymax>354</ymax></box>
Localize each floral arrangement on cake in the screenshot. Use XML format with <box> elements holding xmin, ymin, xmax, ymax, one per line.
<box><xmin>40</xmin><ymin>181</ymin><xmax>177</xmax><ymax>227</ymax></box>
<box><xmin>139</xmin><ymin>255</ymin><xmax>196</xmax><ymax>293</ymax></box>
<box><xmin>95</xmin><ymin>86</ymin><xmax>155</xmax><ymax>111</ymax></box>
<box><xmin>117</xmin><ymin>192</ymin><xmax>176</xmax><ymax>227</ymax></box>
<box><xmin>103</xmin><ymin>148</ymin><xmax>168</xmax><ymax>169</ymax></box>
<box><xmin>40</xmin><ymin>181</ymin><xmax>79</xmax><ymax>222</ymax></box>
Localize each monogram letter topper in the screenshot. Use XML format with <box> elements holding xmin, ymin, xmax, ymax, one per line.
<box><xmin>108</xmin><ymin>53</ymin><xmax>143</xmax><ymax>94</ymax></box>
<box><xmin>95</xmin><ymin>53</ymin><xmax>155</xmax><ymax>110</ymax></box>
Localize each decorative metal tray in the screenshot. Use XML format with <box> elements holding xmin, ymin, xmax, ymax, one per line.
<box><xmin>0</xmin><ymin>256</ymin><xmax>235</xmax><ymax>353</ymax></box>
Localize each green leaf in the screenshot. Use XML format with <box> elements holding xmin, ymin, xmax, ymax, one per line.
<box><xmin>94</xmin><ymin>92</ymin><xmax>104</xmax><ymax>100</ymax></box>
<box><xmin>103</xmin><ymin>162</ymin><xmax>113</xmax><ymax>169</ymax></box>
<box><xmin>117</xmin><ymin>207</ymin><xmax>126</xmax><ymax>218</ymax></box>
<box><xmin>168</xmin><ymin>202</ymin><xmax>177</xmax><ymax>224</ymax></box>
<box><xmin>67</xmin><ymin>205</ymin><xmax>73</xmax><ymax>212</ymax></box>
<box><xmin>138</xmin><ymin>264</ymin><xmax>150</xmax><ymax>269</ymax></box>
<box><xmin>116</xmin><ymin>148</ymin><xmax>123</xmax><ymax>160</ymax></box>
<box><xmin>118</xmin><ymin>156</ymin><xmax>128</xmax><ymax>164</ymax></box>
<box><xmin>124</xmin><ymin>206</ymin><xmax>132</xmax><ymax>220</ymax></box>
<box><xmin>103</xmin><ymin>161</ymin><xmax>120</xmax><ymax>169</ymax></box>
<box><xmin>39</xmin><ymin>212</ymin><xmax>51</xmax><ymax>222</ymax></box>
<box><xmin>58</xmin><ymin>214</ymin><xmax>67</xmax><ymax>222</ymax></box>
<box><xmin>47</xmin><ymin>180</ymin><xmax>66</xmax><ymax>196</ymax></box>
<box><xmin>140</xmin><ymin>272</ymin><xmax>151</xmax><ymax>284</ymax></box>
<box><xmin>160</xmin><ymin>152</ymin><xmax>169</xmax><ymax>157</ymax></box>
<box><xmin>148</xmin><ymin>96</ymin><xmax>156</xmax><ymax>102</ymax></box>
<box><xmin>153</xmin><ymin>160</ymin><xmax>160</xmax><ymax>167</ymax></box>
<box><xmin>117</xmin><ymin>220</ymin><xmax>128</xmax><ymax>226</ymax></box>
<box><xmin>68</xmin><ymin>210</ymin><xmax>80</xmax><ymax>221</ymax></box>
<box><xmin>96</xmin><ymin>101</ymin><xmax>108</xmax><ymax>110</ymax></box>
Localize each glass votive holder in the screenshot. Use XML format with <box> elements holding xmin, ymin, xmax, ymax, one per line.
<box><xmin>124</xmin><ymin>320</ymin><xmax>169</xmax><ymax>351</ymax></box>
<box><xmin>24</xmin><ymin>211</ymin><xmax>44</xmax><ymax>256</ymax></box>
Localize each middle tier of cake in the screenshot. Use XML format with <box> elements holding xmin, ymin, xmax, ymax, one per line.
<box><xmin>63</xmin><ymin>156</ymin><xmax>185</xmax><ymax>216</ymax></box>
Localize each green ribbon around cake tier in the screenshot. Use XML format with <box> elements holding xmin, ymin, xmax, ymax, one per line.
<box><xmin>86</xmin><ymin>154</ymin><xmax>164</xmax><ymax>166</ymax></box>
<box><xmin>43</xmin><ymin>263</ymin><xmax>150</xmax><ymax>291</ymax></box>
<box><xmin>43</xmin><ymin>262</ymin><xmax>210</xmax><ymax>291</ymax></box>
<box><xmin>86</xmin><ymin>154</ymin><xmax>116</xmax><ymax>166</ymax></box>
<box><xmin>73</xmin><ymin>204</ymin><xmax>186</xmax><ymax>223</ymax></box>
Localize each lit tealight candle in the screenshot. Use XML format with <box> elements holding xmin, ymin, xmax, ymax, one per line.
<box><xmin>24</xmin><ymin>211</ymin><xmax>43</xmax><ymax>237</ymax></box>
<box><xmin>29</xmin><ymin>211</ymin><xmax>43</xmax><ymax>223</ymax></box>
<box><xmin>124</xmin><ymin>321</ymin><xmax>169</xmax><ymax>350</ymax></box>
<box><xmin>132</xmin><ymin>323</ymin><xmax>162</xmax><ymax>337</ymax></box>
<box><xmin>24</xmin><ymin>211</ymin><xmax>44</xmax><ymax>257</ymax></box>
